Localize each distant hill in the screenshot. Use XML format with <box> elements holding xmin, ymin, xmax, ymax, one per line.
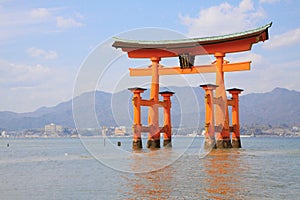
<box><xmin>240</xmin><ymin>87</ymin><xmax>300</xmax><ymax>125</ymax></box>
<box><xmin>0</xmin><ymin>87</ymin><xmax>299</xmax><ymax>130</ymax></box>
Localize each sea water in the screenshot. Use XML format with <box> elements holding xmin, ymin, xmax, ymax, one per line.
<box><xmin>0</xmin><ymin>137</ymin><xmax>299</xmax><ymax>199</ymax></box>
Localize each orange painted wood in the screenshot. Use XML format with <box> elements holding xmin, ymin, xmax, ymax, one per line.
<box><xmin>129</xmin><ymin>61</ymin><xmax>250</xmax><ymax>76</ymax></box>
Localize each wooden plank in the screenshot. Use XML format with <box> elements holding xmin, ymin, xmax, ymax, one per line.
<box><xmin>129</xmin><ymin>61</ymin><xmax>251</xmax><ymax>76</ymax></box>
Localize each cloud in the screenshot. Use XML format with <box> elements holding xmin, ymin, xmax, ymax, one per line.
<box><xmin>0</xmin><ymin>59</ymin><xmax>76</xmax><ymax>112</ymax></box>
<box><xmin>29</xmin><ymin>8</ymin><xmax>51</xmax><ymax>20</ymax></box>
<box><xmin>263</xmin><ymin>28</ymin><xmax>300</xmax><ymax>49</ymax></box>
<box><xmin>179</xmin><ymin>0</ymin><xmax>265</xmax><ymax>37</ymax></box>
<box><xmin>259</xmin><ymin>0</ymin><xmax>280</xmax><ymax>4</ymax></box>
<box><xmin>177</xmin><ymin>0</ymin><xmax>299</xmax><ymax>95</ymax></box>
<box><xmin>227</xmin><ymin>52</ymin><xmax>263</xmax><ymax>65</ymax></box>
<box><xmin>56</xmin><ymin>16</ymin><xmax>83</xmax><ymax>28</ymax></box>
<box><xmin>0</xmin><ymin>59</ymin><xmax>50</xmax><ymax>88</ymax></box>
<box><xmin>0</xmin><ymin>6</ymin><xmax>84</xmax><ymax>42</ymax></box>
<box><xmin>225</xmin><ymin>57</ymin><xmax>299</xmax><ymax>94</ymax></box>
<box><xmin>27</xmin><ymin>47</ymin><xmax>58</xmax><ymax>60</ymax></box>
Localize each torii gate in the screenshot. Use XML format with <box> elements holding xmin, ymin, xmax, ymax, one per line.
<box><xmin>112</xmin><ymin>23</ymin><xmax>272</xmax><ymax>149</ymax></box>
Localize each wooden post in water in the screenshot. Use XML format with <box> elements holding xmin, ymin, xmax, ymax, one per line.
<box><xmin>227</xmin><ymin>88</ymin><xmax>243</xmax><ymax>148</ymax></box>
<box><xmin>159</xmin><ymin>91</ymin><xmax>175</xmax><ymax>147</ymax></box>
<box><xmin>128</xmin><ymin>87</ymin><xmax>147</xmax><ymax>149</ymax></box>
<box><xmin>200</xmin><ymin>84</ymin><xmax>217</xmax><ymax>149</ymax></box>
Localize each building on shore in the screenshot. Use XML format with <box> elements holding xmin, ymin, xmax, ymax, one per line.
<box><xmin>1</xmin><ymin>130</ymin><xmax>9</xmax><ymax>138</ymax></box>
<box><xmin>44</xmin><ymin>123</ymin><xmax>63</xmax><ymax>135</ymax></box>
<box><xmin>114</xmin><ymin>126</ymin><xmax>126</xmax><ymax>136</ymax></box>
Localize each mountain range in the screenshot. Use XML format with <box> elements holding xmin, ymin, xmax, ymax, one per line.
<box><xmin>0</xmin><ymin>87</ymin><xmax>299</xmax><ymax>131</ymax></box>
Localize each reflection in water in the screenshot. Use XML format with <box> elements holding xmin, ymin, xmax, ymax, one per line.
<box><xmin>120</xmin><ymin>147</ymin><xmax>250</xmax><ymax>199</ymax></box>
<box><xmin>120</xmin><ymin>149</ymin><xmax>175</xmax><ymax>199</ymax></box>
<box><xmin>203</xmin><ymin>149</ymin><xmax>248</xmax><ymax>199</ymax></box>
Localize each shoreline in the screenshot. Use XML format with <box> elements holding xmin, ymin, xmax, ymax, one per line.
<box><xmin>1</xmin><ymin>134</ymin><xmax>300</xmax><ymax>139</ymax></box>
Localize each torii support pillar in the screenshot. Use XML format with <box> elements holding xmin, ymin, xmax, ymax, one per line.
<box><xmin>128</xmin><ymin>87</ymin><xmax>147</xmax><ymax>149</ymax></box>
<box><xmin>159</xmin><ymin>91</ymin><xmax>175</xmax><ymax>147</ymax></box>
<box><xmin>227</xmin><ymin>88</ymin><xmax>243</xmax><ymax>148</ymax></box>
<box><xmin>200</xmin><ymin>84</ymin><xmax>217</xmax><ymax>149</ymax></box>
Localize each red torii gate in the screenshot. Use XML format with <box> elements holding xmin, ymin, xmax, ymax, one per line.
<box><xmin>113</xmin><ymin>23</ymin><xmax>272</xmax><ymax>149</ymax></box>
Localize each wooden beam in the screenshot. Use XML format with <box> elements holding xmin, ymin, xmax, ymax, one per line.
<box><xmin>141</xmin><ymin>126</ymin><xmax>165</xmax><ymax>132</ymax></box>
<box><xmin>129</xmin><ymin>61</ymin><xmax>251</xmax><ymax>76</ymax></box>
<box><xmin>223</xmin><ymin>61</ymin><xmax>251</xmax><ymax>72</ymax></box>
<box><xmin>140</xmin><ymin>99</ymin><xmax>167</xmax><ymax>107</ymax></box>
<box><xmin>227</xmin><ymin>99</ymin><xmax>235</xmax><ymax>107</ymax></box>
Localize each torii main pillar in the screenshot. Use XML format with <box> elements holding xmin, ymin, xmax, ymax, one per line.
<box><xmin>214</xmin><ymin>52</ymin><xmax>232</xmax><ymax>148</ymax></box>
<box><xmin>147</xmin><ymin>57</ymin><xmax>161</xmax><ymax>148</ymax></box>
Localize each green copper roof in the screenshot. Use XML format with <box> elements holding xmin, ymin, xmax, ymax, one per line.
<box><xmin>112</xmin><ymin>22</ymin><xmax>272</xmax><ymax>49</ymax></box>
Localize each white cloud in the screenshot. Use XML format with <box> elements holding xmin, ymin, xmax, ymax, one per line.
<box><xmin>263</xmin><ymin>28</ymin><xmax>300</xmax><ymax>49</ymax></box>
<box><xmin>0</xmin><ymin>59</ymin><xmax>75</xmax><ymax>112</ymax></box>
<box><xmin>259</xmin><ymin>0</ymin><xmax>280</xmax><ymax>4</ymax></box>
<box><xmin>226</xmin><ymin>57</ymin><xmax>300</xmax><ymax>94</ymax></box>
<box><xmin>0</xmin><ymin>59</ymin><xmax>50</xmax><ymax>88</ymax></box>
<box><xmin>56</xmin><ymin>16</ymin><xmax>83</xmax><ymax>28</ymax></box>
<box><xmin>179</xmin><ymin>0</ymin><xmax>266</xmax><ymax>37</ymax></box>
<box><xmin>30</xmin><ymin>8</ymin><xmax>51</xmax><ymax>20</ymax></box>
<box><xmin>27</xmin><ymin>47</ymin><xmax>58</xmax><ymax>60</ymax></box>
<box><xmin>227</xmin><ymin>52</ymin><xmax>263</xmax><ymax>64</ymax></box>
<box><xmin>178</xmin><ymin>0</ymin><xmax>299</xmax><ymax>95</ymax></box>
<box><xmin>0</xmin><ymin>6</ymin><xmax>84</xmax><ymax>42</ymax></box>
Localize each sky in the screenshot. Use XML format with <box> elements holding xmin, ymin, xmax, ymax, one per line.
<box><xmin>0</xmin><ymin>0</ymin><xmax>299</xmax><ymax>112</ymax></box>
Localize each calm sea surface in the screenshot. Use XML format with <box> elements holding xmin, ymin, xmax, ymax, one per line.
<box><xmin>0</xmin><ymin>136</ymin><xmax>299</xmax><ymax>200</ymax></box>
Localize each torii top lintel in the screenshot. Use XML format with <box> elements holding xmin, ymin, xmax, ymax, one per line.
<box><xmin>112</xmin><ymin>23</ymin><xmax>272</xmax><ymax>58</ymax></box>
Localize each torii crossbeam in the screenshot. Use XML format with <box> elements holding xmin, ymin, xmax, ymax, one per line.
<box><xmin>112</xmin><ymin>23</ymin><xmax>272</xmax><ymax>149</ymax></box>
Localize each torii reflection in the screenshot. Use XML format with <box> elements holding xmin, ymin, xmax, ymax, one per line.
<box><xmin>203</xmin><ymin>149</ymin><xmax>248</xmax><ymax>199</ymax></box>
<box><xmin>120</xmin><ymin>148</ymin><xmax>175</xmax><ymax>200</ymax></box>
<box><xmin>119</xmin><ymin>142</ymin><xmax>248</xmax><ymax>199</ymax></box>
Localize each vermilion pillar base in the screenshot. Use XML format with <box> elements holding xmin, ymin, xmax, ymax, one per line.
<box><xmin>232</xmin><ymin>138</ymin><xmax>241</xmax><ymax>148</ymax></box>
<box><xmin>147</xmin><ymin>139</ymin><xmax>160</xmax><ymax>148</ymax></box>
<box><xmin>204</xmin><ymin>137</ymin><xmax>216</xmax><ymax>149</ymax></box>
<box><xmin>133</xmin><ymin>139</ymin><xmax>143</xmax><ymax>149</ymax></box>
<box><xmin>216</xmin><ymin>139</ymin><xmax>232</xmax><ymax>149</ymax></box>
<box><xmin>163</xmin><ymin>139</ymin><xmax>172</xmax><ymax>147</ymax></box>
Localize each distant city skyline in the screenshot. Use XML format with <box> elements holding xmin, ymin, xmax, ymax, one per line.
<box><xmin>0</xmin><ymin>0</ymin><xmax>299</xmax><ymax>112</ymax></box>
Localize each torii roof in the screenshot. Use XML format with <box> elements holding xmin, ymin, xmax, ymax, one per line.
<box><xmin>112</xmin><ymin>22</ymin><xmax>272</xmax><ymax>58</ymax></box>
